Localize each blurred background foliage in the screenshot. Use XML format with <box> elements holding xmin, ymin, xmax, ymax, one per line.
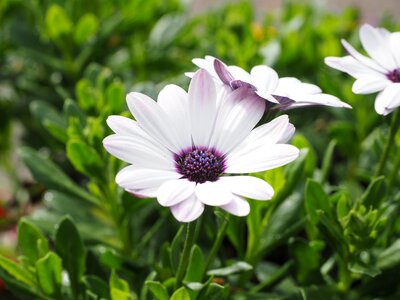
<box><xmin>1</xmin><ymin>0</ymin><xmax>400</xmax><ymax>299</ymax></box>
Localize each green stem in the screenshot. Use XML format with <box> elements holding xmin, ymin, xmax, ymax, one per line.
<box><xmin>175</xmin><ymin>221</ymin><xmax>197</xmax><ymax>289</ymax></box>
<box><xmin>376</xmin><ymin>109</ymin><xmax>400</xmax><ymax>176</ymax></box>
<box><xmin>204</xmin><ymin>213</ymin><xmax>230</xmax><ymax>275</ymax></box>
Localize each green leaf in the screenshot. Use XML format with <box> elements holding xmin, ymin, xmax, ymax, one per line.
<box><xmin>304</xmin><ymin>179</ymin><xmax>332</xmax><ymax>225</ymax></box>
<box><xmin>184</xmin><ymin>245</ymin><xmax>205</xmax><ymax>282</ymax></box>
<box><xmin>377</xmin><ymin>239</ymin><xmax>400</xmax><ymax>269</ymax></box>
<box><xmin>320</xmin><ymin>140</ymin><xmax>336</xmax><ymax>183</ymax></box>
<box><xmin>84</xmin><ymin>275</ymin><xmax>110</xmax><ymax>299</ymax></box>
<box><xmin>317</xmin><ymin>211</ymin><xmax>348</xmax><ymax>259</ymax></box>
<box><xmin>45</xmin><ymin>4</ymin><xmax>73</xmax><ymax>39</ymax></box>
<box><xmin>30</xmin><ymin>100</ymin><xmax>67</xmax><ymax>143</ymax></box>
<box><xmin>35</xmin><ymin>252</ymin><xmax>62</xmax><ymax>296</ymax></box>
<box><xmin>145</xmin><ymin>281</ymin><xmax>169</xmax><ymax>300</ymax></box>
<box><xmin>0</xmin><ymin>255</ymin><xmax>36</xmax><ymax>287</ymax></box>
<box><xmin>170</xmin><ymin>287</ymin><xmax>190</xmax><ymax>300</ymax></box>
<box><xmin>110</xmin><ymin>270</ymin><xmax>133</xmax><ymax>300</ymax></box>
<box><xmin>207</xmin><ymin>261</ymin><xmax>252</xmax><ymax>276</ymax></box>
<box><xmin>18</xmin><ymin>147</ymin><xmax>99</xmax><ymax>205</ymax></box>
<box><xmin>66</xmin><ymin>139</ymin><xmax>104</xmax><ymax>178</ymax></box>
<box><xmin>201</xmin><ymin>283</ymin><xmax>227</xmax><ymax>300</ymax></box>
<box><xmin>348</xmin><ymin>261</ymin><xmax>381</xmax><ymax>278</ymax></box>
<box><xmin>74</xmin><ymin>14</ymin><xmax>99</xmax><ymax>45</ymax></box>
<box><xmin>170</xmin><ymin>226</ymin><xmax>184</xmax><ymax>273</ymax></box>
<box><xmin>55</xmin><ymin>217</ymin><xmax>86</xmax><ymax>297</ymax></box>
<box><xmin>18</xmin><ymin>219</ymin><xmax>49</xmax><ymax>263</ymax></box>
<box><xmin>105</xmin><ymin>81</ymin><xmax>125</xmax><ymax>113</ymax></box>
<box><xmin>76</xmin><ymin>79</ymin><xmax>97</xmax><ymax>111</ymax></box>
<box><xmin>63</xmin><ymin>99</ymin><xmax>86</xmax><ymax>128</ymax></box>
<box><xmin>336</xmin><ymin>193</ymin><xmax>352</xmax><ymax>222</ymax></box>
<box><xmin>259</xmin><ymin>194</ymin><xmax>304</xmax><ymax>254</ymax></box>
<box><xmin>360</xmin><ymin>176</ymin><xmax>386</xmax><ymax>209</ymax></box>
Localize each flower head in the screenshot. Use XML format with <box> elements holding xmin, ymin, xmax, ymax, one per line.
<box><xmin>187</xmin><ymin>55</ymin><xmax>351</xmax><ymax>110</ymax></box>
<box><xmin>325</xmin><ymin>24</ymin><xmax>400</xmax><ymax>115</ymax></box>
<box><xmin>103</xmin><ymin>70</ymin><xmax>299</xmax><ymax>222</ymax></box>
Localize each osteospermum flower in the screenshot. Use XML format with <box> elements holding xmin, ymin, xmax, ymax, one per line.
<box><xmin>325</xmin><ymin>24</ymin><xmax>400</xmax><ymax>115</ymax></box>
<box><xmin>103</xmin><ymin>70</ymin><xmax>299</xmax><ymax>222</ymax></box>
<box><xmin>187</xmin><ymin>55</ymin><xmax>351</xmax><ymax>110</ymax></box>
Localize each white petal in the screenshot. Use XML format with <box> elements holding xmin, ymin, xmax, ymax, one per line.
<box><xmin>210</xmin><ymin>89</ymin><xmax>266</xmax><ymax>154</ymax></box>
<box><xmin>360</xmin><ymin>24</ymin><xmax>397</xmax><ymax>71</ymax></box>
<box><xmin>157</xmin><ymin>179</ymin><xmax>196</xmax><ymax>207</ymax></box>
<box><xmin>374</xmin><ymin>83</ymin><xmax>400</xmax><ymax>115</ymax></box>
<box><xmin>352</xmin><ymin>77</ymin><xmax>391</xmax><ymax>94</ymax></box>
<box><xmin>188</xmin><ymin>69</ymin><xmax>218</xmax><ymax>146</ymax></box>
<box><xmin>325</xmin><ymin>56</ymin><xmax>378</xmax><ymax>79</ymax></box>
<box><xmin>226</xmin><ymin>144</ymin><xmax>300</xmax><ymax>173</ymax></box>
<box><xmin>115</xmin><ymin>166</ymin><xmax>180</xmax><ymax>197</ymax></box>
<box><xmin>157</xmin><ymin>85</ymin><xmax>191</xmax><ymax>149</ymax></box>
<box><xmin>390</xmin><ymin>32</ymin><xmax>400</xmax><ymax>66</ymax></box>
<box><xmin>106</xmin><ymin>116</ymin><xmax>140</xmax><ymax>136</ymax></box>
<box><xmin>279</xmin><ymin>123</ymin><xmax>295</xmax><ymax>143</ymax></box>
<box><xmin>195</xmin><ymin>181</ymin><xmax>232</xmax><ymax>206</ymax></box>
<box><xmin>220</xmin><ymin>176</ymin><xmax>274</xmax><ymax>200</ymax></box>
<box><xmin>220</xmin><ymin>195</ymin><xmax>250</xmax><ymax>217</ymax></box>
<box><xmin>170</xmin><ymin>194</ymin><xmax>204</xmax><ymax>223</ymax></box>
<box><xmin>287</xmin><ymin>93</ymin><xmax>352</xmax><ymax>109</ymax></box>
<box><xmin>103</xmin><ymin>135</ymin><xmax>174</xmax><ymax>170</ymax></box>
<box><xmin>226</xmin><ymin>116</ymin><xmax>293</xmax><ymax>158</ymax></box>
<box><xmin>341</xmin><ymin>39</ymin><xmax>387</xmax><ymax>73</ymax></box>
<box><xmin>227</xmin><ymin>66</ymin><xmax>252</xmax><ymax>84</ymax></box>
<box><xmin>126</xmin><ymin>92</ymin><xmax>181</xmax><ymax>153</ymax></box>
<box><xmin>250</xmin><ymin>65</ymin><xmax>279</xmax><ymax>96</ymax></box>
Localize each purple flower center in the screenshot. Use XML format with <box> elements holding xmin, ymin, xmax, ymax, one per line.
<box><xmin>387</xmin><ymin>68</ymin><xmax>400</xmax><ymax>83</ymax></box>
<box><xmin>175</xmin><ymin>148</ymin><xmax>225</xmax><ymax>183</ymax></box>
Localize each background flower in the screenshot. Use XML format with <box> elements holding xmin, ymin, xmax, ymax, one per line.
<box><xmin>188</xmin><ymin>55</ymin><xmax>351</xmax><ymax>110</ymax></box>
<box><xmin>325</xmin><ymin>24</ymin><xmax>400</xmax><ymax>115</ymax></box>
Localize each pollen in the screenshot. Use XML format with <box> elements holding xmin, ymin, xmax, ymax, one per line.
<box><xmin>176</xmin><ymin>148</ymin><xmax>225</xmax><ymax>183</ymax></box>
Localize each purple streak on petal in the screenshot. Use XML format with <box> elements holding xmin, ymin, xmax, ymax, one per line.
<box><xmin>230</xmin><ymin>79</ymin><xmax>257</xmax><ymax>91</ymax></box>
<box><xmin>271</xmin><ymin>95</ymin><xmax>296</xmax><ymax>110</ymax></box>
<box><xmin>214</xmin><ymin>59</ymin><xmax>235</xmax><ymax>85</ymax></box>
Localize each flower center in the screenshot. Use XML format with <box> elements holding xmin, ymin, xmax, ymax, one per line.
<box><xmin>175</xmin><ymin>148</ymin><xmax>225</xmax><ymax>183</ymax></box>
<box><xmin>387</xmin><ymin>68</ymin><xmax>400</xmax><ymax>83</ymax></box>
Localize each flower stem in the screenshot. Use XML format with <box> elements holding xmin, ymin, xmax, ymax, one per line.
<box><xmin>204</xmin><ymin>212</ymin><xmax>230</xmax><ymax>275</ymax></box>
<box><xmin>175</xmin><ymin>221</ymin><xmax>197</xmax><ymax>289</ymax></box>
<box><xmin>376</xmin><ymin>109</ymin><xmax>400</xmax><ymax>176</ymax></box>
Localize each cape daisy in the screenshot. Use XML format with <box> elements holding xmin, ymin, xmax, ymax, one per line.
<box><xmin>325</xmin><ymin>24</ymin><xmax>400</xmax><ymax>115</ymax></box>
<box><xmin>187</xmin><ymin>55</ymin><xmax>351</xmax><ymax>110</ymax></box>
<box><xmin>103</xmin><ymin>69</ymin><xmax>299</xmax><ymax>222</ymax></box>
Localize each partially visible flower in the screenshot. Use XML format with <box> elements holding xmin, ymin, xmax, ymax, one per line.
<box><xmin>325</xmin><ymin>24</ymin><xmax>400</xmax><ymax>115</ymax></box>
<box><xmin>186</xmin><ymin>55</ymin><xmax>351</xmax><ymax>110</ymax></box>
<box><xmin>103</xmin><ymin>70</ymin><xmax>299</xmax><ymax>222</ymax></box>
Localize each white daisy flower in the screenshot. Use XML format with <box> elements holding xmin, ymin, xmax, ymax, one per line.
<box><xmin>325</xmin><ymin>24</ymin><xmax>400</xmax><ymax>115</ymax></box>
<box><xmin>186</xmin><ymin>55</ymin><xmax>351</xmax><ymax>110</ymax></box>
<box><xmin>103</xmin><ymin>70</ymin><xmax>299</xmax><ymax>222</ymax></box>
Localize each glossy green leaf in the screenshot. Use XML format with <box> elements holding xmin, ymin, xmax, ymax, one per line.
<box><xmin>184</xmin><ymin>245</ymin><xmax>205</xmax><ymax>282</ymax></box>
<box><xmin>110</xmin><ymin>270</ymin><xmax>133</xmax><ymax>300</ymax></box>
<box><xmin>105</xmin><ymin>81</ymin><xmax>125</xmax><ymax>113</ymax></box>
<box><xmin>305</xmin><ymin>179</ymin><xmax>332</xmax><ymax>225</ymax></box>
<box><xmin>0</xmin><ymin>255</ymin><xmax>36</xmax><ymax>287</ymax></box>
<box><xmin>207</xmin><ymin>261</ymin><xmax>252</xmax><ymax>276</ymax></box>
<box><xmin>360</xmin><ymin>176</ymin><xmax>386</xmax><ymax>209</ymax></box>
<box><xmin>35</xmin><ymin>252</ymin><xmax>62</xmax><ymax>296</ymax></box>
<box><xmin>55</xmin><ymin>217</ymin><xmax>86</xmax><ymax>297</ymax></box>
<box><xmin>66</xmin><ymin>139</ymin><xmax>104</xmax><ymax>178</ymax></box>
<box><xmin>145</xmin><ymin>281</ymin><xmax>169</xmax><ymax>300</ymax></box>
<box><xmin>18</xmin><ymin>219</ymin><xmax>49</xmax><ymax>263</ymax></box>
<box><xmin>170</xmin><ymin>287</ymin><xmax>190</xmax><ymax>300</ymax></box>
<box><xmin>84</xmin><ymin>275</ymin><xmax>110</xmax><ymax>299</ymax></box>
<box><xmin>18</xmin><ymin>147</ymin><xmax>99</xmax><ymax>205</ymax></box>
